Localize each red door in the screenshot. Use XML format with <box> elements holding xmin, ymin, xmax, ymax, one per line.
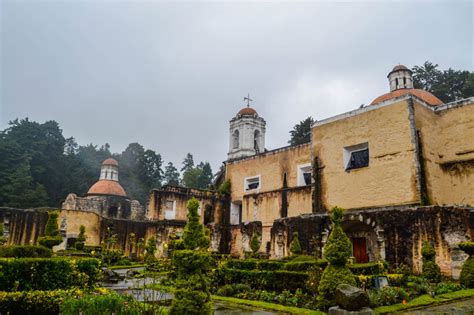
<box><xmin>352</xmin><ymin>237</ymin><xmax>369</xmax><ymax>263</ymax></box>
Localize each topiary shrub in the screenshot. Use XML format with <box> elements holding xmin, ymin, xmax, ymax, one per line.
<box><xmin>170</xmin><ymin>197</ymin><xmax>212</xmax><ymax>315</ymax></box>
<box><xmin>144</xmin><ymin>236</ymin><xmax>157</xmax><ymax>264</ymax></box>
<box><xmin>421</xmin><ymin>241</ymin><xmax>441</xmax><ymax>283</ymax></box>
<box><xmin>317</xmin><ymin>206</ymin><xmax>356</xmax><ymax>310</ymax></box>
<box><xmin>250</xmin><ymin>233</ymin><xmax>261</xmax><ymax>258</ymax></box>
<box><xmin>75</xmin><ymin>225</ymin><xmax>86</xmax><ymax>251</ymax></box>
<box><xmin>290</xmin><ymin>232</ymin><xmax>302</xmax><ymax>256</ymax></box>
<box><xmin>0</xmin><ymin>223</ymin><xmax>6</xmax><ymax>245</ymax></box>
<box><xmin>38</xmin><ymin>211</ymin><xmax>63</xmax><ymax>249</ymax></box>
<box><xmin>459</xmin><ymin>242</ymin><xmax>474</xmax><ymax>288</ymax></box>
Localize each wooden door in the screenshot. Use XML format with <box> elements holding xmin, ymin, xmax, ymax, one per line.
<box><xmin>352</xmin><ymin>237</ymin><xmax>369</xmax><ymax>263</ymax></box>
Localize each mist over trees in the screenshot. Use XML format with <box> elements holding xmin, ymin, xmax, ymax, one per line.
<box><xmin>0</xmin><ymin>118</ymin><xmax>214</xmax><ymax>208</ymax></box>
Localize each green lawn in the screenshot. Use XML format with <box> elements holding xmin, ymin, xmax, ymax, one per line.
<box><xmin>212</xmin><ymin>295</ymin><xmax>325</xmax><ymax>314</ymax></box>
<box><xmin>375</xmin><ymin>289</ymin><xmax>474</xmax><ymax>314</ymax></box>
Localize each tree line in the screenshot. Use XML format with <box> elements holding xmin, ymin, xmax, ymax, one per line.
<box><xmin>0</xmin><ymin>118</ymin><xmax>213</xmax><ymax>208</ymax></box>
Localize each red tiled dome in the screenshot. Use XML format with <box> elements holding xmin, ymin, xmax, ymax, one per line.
<box><xmin>370</xmin><ymin>89</ymin><xmax>443</xmax><ymax>107</ymax></box>
<box><xmin>238</xmin><ymin>107</ymin><xmax>258</xmax><ymax>116</ymax></box>
<box><xmin>87</xmin><ymin>180</ymin><xmax>127</xmax><ymax>197</ymax></box>
<box><xmin>102</xmin><ymin>158</ymin><xmax>119</xmax><ymax>166</ymax></box>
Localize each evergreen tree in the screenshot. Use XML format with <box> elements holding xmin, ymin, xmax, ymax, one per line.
<box><xmin>164</xmin><ymin>162</ymin><xmax>180</xmax><ymax>186</ymax></box>
<box><xmin>38</xmin><ymin>211</ymin><xmax>63</xmax><ymax>249</ymax></box>
<box><xmin>0</xmin><ymin>223</ymin><xmax>6</xmax><ymax>245</ymax></box>
<box><xmin>75</xmin><ymin>225</ymin><xmax>86</xmax><ymax>250</ymax></box>
<box><xmin>412</xmin><ymin>61</ymin><xmax>473</xmax><ymax>102</ymax></box>
<box><xmin>288</xmin><ymin>117</ymin><xmax>314</xmax><ymax>145</ymax></box>
<box><xmin>145</xmin><ymin>236</ymin><xmax>157</xmax><ymax>264</ymax></box>
<box><xmin>317</xmin><ymin>207</ymin><xmax>356</xmax><ymax>310</ymax></box>
<box><xmin>250</xmin><ymin>233</ymin><xmax>261</xmax><ymax>258</ymax></box>
<box><xmin>181</xmin><ymin>153</ymin><xmax>194</xmax><ymax>172</ymax></box>
<box><xmin>290</xmin><ymin>232</ymin><xmax>302</xmax><ymax>256</ymax></box>
<box><xmin>170</xmin><ymin>197</ymin><xmax>211</xmax><ymax>314</ymax></box>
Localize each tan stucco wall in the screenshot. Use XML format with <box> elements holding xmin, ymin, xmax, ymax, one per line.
<box><xmin>312</xmin><ymin>100</ymin><xmax>419</xmax><ymax>209</ymax></box>
<box><xmin>226</xmin><ymin>143</ymin><xmax>312</xmax><ymax>223</ymax></box>
<box><xmin>414</xmin><ymin>100</ymin><xmax>474</xmax><ymax>206</ymax></box>
<box><xmin>60</xmin><ymin>210</ymin><xmax>101</xmax><ymax>246</ymax></box>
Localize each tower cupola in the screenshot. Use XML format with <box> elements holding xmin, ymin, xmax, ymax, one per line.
<box><xmin>388</xmin><ymin>64</ymin><xmax>414</xmax><ymax>92</ymax></box>
<box><xmin>228</xmin><ymin>94</ymin><xmax>266</xmax><ymax>160</ymax></box>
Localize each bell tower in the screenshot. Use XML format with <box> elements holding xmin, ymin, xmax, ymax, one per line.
<box><xmin>388</xmin><ymin>64</ymin><xmax>414</xmax><ymax>92</ymax></box>
<box><xmin>228</xmin><ymin>94</ymin><xmax>266</xmax><ymax>160</ymax></box>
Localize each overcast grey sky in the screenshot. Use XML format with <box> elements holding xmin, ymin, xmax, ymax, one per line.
<box><xmin>1</xmin><ymin>0</ymin><xmax>473</xmax><ymax>171</ymax></box>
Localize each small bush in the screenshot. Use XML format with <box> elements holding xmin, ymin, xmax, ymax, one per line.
<box><xmin>38</xmin><ymin>211</ymin><xmax>63</xmax><ymax>249</ymax></box>
<box><xmin>459</xmin><ymin>242</ymin><xmax>474</xmax><ymax>256</ymax></box>
<box><xmin>434</xmin><ymin>282</ymin><xmax>462</xmax><ymax>295</ymax></box>
<box><xmin>460</xmin><ymin>256</ymin><xmax>474</xmax><ymax>288</ymax></box>
<box><xmin>317</xmin><ymin>265</ymin><xmax>356</xmax><ymax>308</ymax></box>
<box><xmin>368</xmin><ymin>286</ymin><xmax>409</xmax><ymax>307</ymax></box>
<box><xmin>0</xmin><ymin>245</ymin><xmax>52</xmax><ymax>258</ymax></box>
<box><xmin>250</xmin><ymin>233</ymin><xmax>261</xmax><ymax>257</ymax></box>
<box><xmin>61</xmin><ymin>292</ymin><xmax>149</xmax><ymax>315</ymax></box>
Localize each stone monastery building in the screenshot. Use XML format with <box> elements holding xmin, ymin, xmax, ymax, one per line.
<box><xmin>1</xmin><ymin>65</ymin><xmax>473</xmax><ymax>278</ymax></box>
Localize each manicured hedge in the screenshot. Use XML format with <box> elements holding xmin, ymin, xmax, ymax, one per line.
<box><xmin>283</xmin><ymin>259</ymin><xmax>328</xmax><ymax>271</ymax></box>
<box><xmin>0</xmin><ymin>289</ymin><xmax>79</xmax><ymax>315</ymax></box>
<box><xmin>217</xmin><ymin>268</ymin><xmax>308</xmax><ymax>292</ymax></box>
<box><xmin>348</xmin><ymin>262</ymin><xmax>384</xmax><ymax>275</ymax></box>
<box><xmin>226</xmin><ymin>259</ymin><xmax>284</xmax><ymax>271</ymax></box>
<box><xmin>0</xmin><ymin>245</ymin><xmax>52</xmax><ymax>258</ymax></box>
<box><xmin>0</xmin><ymin>258</ymin><xmax>101</xmax><ymax>291</ymax></box>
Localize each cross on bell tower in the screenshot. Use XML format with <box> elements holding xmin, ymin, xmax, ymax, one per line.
<box><xmin>244</xmin><ymin>93</ymin><xmax>253</xmax><ymax>107</ymax></box>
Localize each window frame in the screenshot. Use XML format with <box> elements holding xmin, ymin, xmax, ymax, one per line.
<box><xmin>164</xmin><ymin>200</ymin><xmax>176</xmax><ymax>220</ymax></box>
<box><xmin>297</xmin><ymin>163</ymin><xmax>313</xmax><ymax>186</ymax></box>
<box><xmin>244</xmin><ymin>175</ymin><xmax>261</xmax><ymax>192</ymax></box>
<box><xmin>343</xmin><ymin>143</ymin><xmax>369</xmax><ymax>171</ymax></box>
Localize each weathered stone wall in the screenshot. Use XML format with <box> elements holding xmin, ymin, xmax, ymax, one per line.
<box><xmin>312</xmin><ymin>100</ymin><xmax>420</xmax><ymax>210</ymax></box>
<box><xmin>0</xmin><ymin>207</ymin><xmax>49</xmax><ymax>245</ymax></box>
<box><xmin>414</xmin><ymin>98</ymin><xmax>474</xmax><ymax>206</ymax></box>
<box><xmin>271</xmin><ymin>206</ymin><xmax>474</xmax><ymax>278</ymax></box>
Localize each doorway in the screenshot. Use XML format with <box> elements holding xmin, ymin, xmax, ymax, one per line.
<box><xmin>352</xmin><ymin>237</ymin><xmax>369</xmax><ymax>263</ymax></box>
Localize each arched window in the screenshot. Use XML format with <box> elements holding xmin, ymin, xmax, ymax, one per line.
<box><xmin>403</xmin><ymin>77</ymin><xmax>406</xmax><ymax>86</ymax></box>
<box><xmin>395</xmin><ymin>78</ymin><xmax>399</xmax><ymax>87</ymax></box>
<box><xmin>254</xmin><ymin>130</ymin><xmax>260</xmax><ymax>152</ymax></box>
<box><xmin>233</xmin><ymin>130</ymin><xmax>239</xmax><ymax>149</ymax></box>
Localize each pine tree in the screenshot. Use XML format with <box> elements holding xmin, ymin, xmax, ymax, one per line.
<box><xmin>170</xmin><ymin>197</ymin><xmax>212</xmax><ymax>314</ymax></box>
<box><xmin>164</xmin><ymin>162</ymin><xmax>180</xmax><ymax>186</ymax></box>
<box><xmin>288</xmin><ymin>117</ymin><xmax>314</xmax><ymax>145</ymax></box>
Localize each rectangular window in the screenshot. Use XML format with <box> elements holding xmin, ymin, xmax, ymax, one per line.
<box><xmin>297</xmin><ymin>163</ymin><xmax>312</xmax><ymax>186</ymax></box>
<box><xmin>164</xmin><ymin>200</ymin><xmax>176</xmax><ymax>220</ymax></box>
<box><xmin>244</xmin><ymin>175</ymin><xmax>261</xmax><ymax>191</ymax></box>
<box><xmin>344</xmin><ymin>143</ymin><xmax>369</xmax><ymax>171</ymax></box>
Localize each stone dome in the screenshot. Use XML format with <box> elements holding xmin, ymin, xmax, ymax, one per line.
<box><xmin>87</xmin><ymin>180</ymin><xmax>127</xmax><ymax>197</ymax></box>
<box><xmin>238</xmin><ymin>107</ymin><xmax>258</xmax><ymax>116</ymax></box>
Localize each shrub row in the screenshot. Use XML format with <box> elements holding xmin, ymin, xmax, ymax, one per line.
<box><xmin>226</xmin><ymin>259</ymin><xmax>284</xmax><ymax>271</ymax></box>
<box><xmin>0</xmin><ymin>258</ymin><xmax>101</xmax><ymax>291</ymax></box>
<box><xmin>215</xmin><ymin>267</ymin><xmax>308</xmax><ymax>292</ymax></box>
<box><xmin>355</xmin><ymin>273</ymin><xmax>407</xmax><ymax>289</ymax></box>
<box><xmin>348</xmin><ymin>262</ymin><xmax>385</xmax><ymax>275</ymax></box>
<box><xmin>0</xmin><ymin>289</ymin><xmax>80</xmax><ymax>315</ymax></box>
<box><xmin>0</xmin><ymin>245</ymin><xmax>52</xmax><ymax>258</ymax></box>
<box><xmin>282</xmin><ymin>259</ymin><xmax>328</xmax><ymax>271</ymax></box>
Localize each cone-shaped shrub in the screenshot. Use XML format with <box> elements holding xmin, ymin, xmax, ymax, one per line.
<box><xmin>459</xmin><ymin>242</ymin><xmax>474</xmax><ymax>288</ymax></box>
<box><xmin>421</xmin><ymin>241</ymin><xmax>441</xmax><ymax>283</ymax></box>
<box><xmin>317</xmin><ymin>206</ymin><xmax>355</xmax><ymax>310</ymax></box>
<box><xmin>75</xmin><ymin>225</ymin><xmax>86</xmax><ymax>250</ymax></box>
<box><xmin>170</xmin><ymin>197</ymin><xmax>211</xmax><ymax>315</ymax></box>
<box><xmin>290</xmin><ymin>232</ymin><xmax>302</xmax><ymax>256</ymax></box>
<box><xmin>38</xmin><ymin>211</ymin><xmax>63</xmax><ymax>249</ymax></box>
<box><xmin>250</xmin><ymin>233</ymin><xmax>261</xmax><ymax>258</ymax></box>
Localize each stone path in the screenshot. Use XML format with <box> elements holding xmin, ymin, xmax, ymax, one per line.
<box><xmin>400</xmin><ymin>298</ymin><xmax>474</xmax><ymax>315</ymax></box>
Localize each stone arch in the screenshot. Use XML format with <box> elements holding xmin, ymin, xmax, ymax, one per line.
<box><xmin>321</xmin><ymin>213</ymin><xmax>385</xmax><ymax>262</ymax></box>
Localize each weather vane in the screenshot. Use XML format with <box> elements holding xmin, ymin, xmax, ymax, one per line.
<box><xmin>244</xmin><ymin>93</ymin><xmax>253</xmax><ymax>108</ymax></box>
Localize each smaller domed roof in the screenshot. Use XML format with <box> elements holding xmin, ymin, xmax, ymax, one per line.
<box><xmin>238</xmin><ymin>107</ymin><xmax>258</xmax><ymax>116</ymax></box>
<box><xmin>102</xmin><ymin>158</ymin><xmax>118</xmax><ymax>166</ymax></box>
<box><xmin>87</xmin><ymin>180</ymin><xmax>127</xmax><ymax>197</ymax></box>
<box><xmin>392</xmin><ymin>64</ymin><xmax>409</xmax><ymax>71</ymax></box>
<box><xmin>370</xmin><ymin>89</ymin><xmax>443</xmax><ymax>106</ymax></box>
